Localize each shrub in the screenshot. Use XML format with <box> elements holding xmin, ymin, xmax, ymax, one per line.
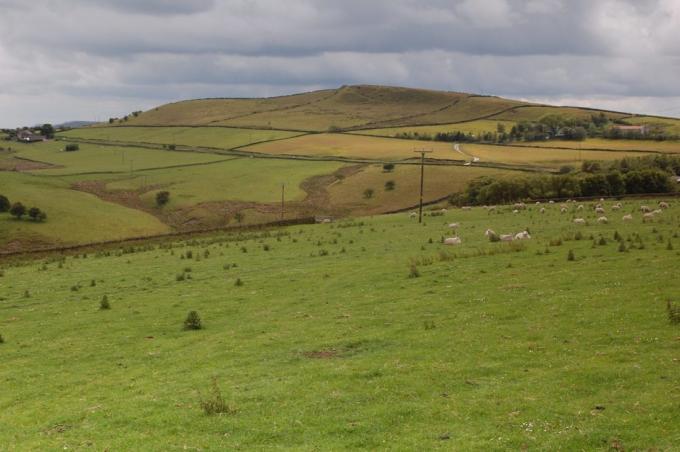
<box><xmin>667</xmin><ymin>240</ymin><xmax>674</xmax><ymax>251</ymax></box>
<box><xmin>9</xmin><ymin>202</ymin><xmax>26</xmax><ymax>219</ymax></box>
<box><xmin>383</xmin><ymin>163</ymin><xmax>395</xmax><ymax>172</ymax></box>
<box><xmin>668</xmin><ymin>301</ymin><xmax>680</xmax><ymax>324</ymax></box>
<box><xmin>618</xmin><ymin>241</ymin><xmax>627</xmax><ymax>252</ymax></box>
<box><xmin>0</xmin><ymin>195</ymin><xmax>9</xmax><ymax>212</ymax></box>
<box><xmin>567</xmin><ymin>250</ymin><xmax>575</xmax><ymax>261</ymax></box>
<box><xmin>408</xmin><ymin>263</ymin><xmax>420</xmax><ymax>278</ymax></box>
<box><xmin>64</xmin><ymin>143</ymin><xmax>79</xmax><ymax>152</ymax></box>
<box><xmin>27</xmin><ymin>207</ymin><xmax>46</xmax><ymax>222</ymax></box>
<box><xmin>100</xmin><ymin>295</ymin><xmax>111</xmax><ymax>310</ymax></box>
<box><xmin>156</xmin><ymin>191</ymin><xmax>170</xmax><ymax>207</ymax></box>
<box><xmin>235</xmin><ymin>278</ymin><xmax>243</xmax><ymax>287</ymax></box>
<box><xmin>183</xmin><ymin>311</ymin><xmax>203</xmax><ymax>330</ymax></box>
<box><xmin>363</xmin><ymin>188</ymin><xmax>374</xmax><ymax>199</ymax></box>
<box><xmin>384</xmin><ymin>180</ymin><xmax>395</xmax><ymax>191</ymax></box>
<box><xmin>0</xmin><ymin>333</ymin><xmax>4</xmax><ymax>344</ymax></box>
<box><xmin>199</xmin><ymin>377</ymin><xmax>235</xmax><ymax>416</ymax></box>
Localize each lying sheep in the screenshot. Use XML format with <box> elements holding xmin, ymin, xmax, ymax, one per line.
<box><xmin>577</xmin><ymin>205</ymin><xmax>584</xmax><ymax>211</ymax></box>
<box><xmin>595</xmin><ymin>207</ymin><xmax>605</xmax><ymax>214</ymax></box>
<box><xmin>640</xmin><ymin>205</ymin><xmax>651</xmax><ymax>213</ymax></box>
<box><xmin>512</xmin><ymin>209</ymin><xmax>519</xmax><ymax>214</ymax></box>
<box><xmin>549</xmin><ymin>200</ymin><xmax>555</xmax><ymax>204</ymax></box>
<box><xmin>659</xmin><ymin>201</ymin><xmax>669</xmax><ymax>209</ymax></box>
<box><xmin>448</xmin><ymin>222</ymin><xmax>460</xmax><ymax>229</ymax></box>
<box><xmin>622</xmin><ymin>214</ymin><xmax>633</xmax><ymax>222</ymax></box>
<box><xmin>443</xmin><ymin>237</ymin><xmax>462</xmax><ymax>245</ymax></box>
<box><xmin>514</xmin><ymin>231</ymin><xmax>531</xmax><ymax>240</ymax></box>
<box><xmin>484</xmin><ymin>229</ymin><xmax>496</xmax><ymax>237</ymax></box>
<box><xmin>643</xmin><ymin>212</ymin><xmax>655</xmax><ymax>222</ymax></box>
<box><xmin>461</xmin><ymin>206</ymin><xmax>472</xmax><ymax>211</ymax></box>
<box><xmin>612</xmin><ymin>204</ymin><xmax>621</xmax><ymax>211</ymax></box>
<box><xmin>500</xmin><ymin>234</ymin><xmax>514</xmax><ymax>242</ymax></box>
<box><xmin>597</xmin><ymin>216</ymin><xmax>608</xmax><ymax>224</ymax></box>
<box><xmin>573</xmin><ymin>218</ymin><xmax>586</xmax><ymax>225</ymax></box>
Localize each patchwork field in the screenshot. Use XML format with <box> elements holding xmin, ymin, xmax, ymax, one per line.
<box><xmin>354</xmin><ymin>119</ymin><xmax>517</xmax><ymax>138</ymax></box>
<box><xmin>1</xmin><ymin>199</ymin><xmax>678</xmax><ymax>449</ymax></box>
<box><xmin>59</xmin><ymin>126</ymin><xmax>303</xmax><ymax>150</ymax></box>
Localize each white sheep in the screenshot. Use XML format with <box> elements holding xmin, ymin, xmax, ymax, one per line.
<box><xmin>595</xmin><ymin>207</ymin><xmax>605</xmax><ymax>214</ymax></box>
<box><xmin>409</xmin><ymin>211</ymin><xmax>417</xmax><ymax>218</ymax></box>
<box><xmin>653</xmin><ymin>209</ymin><xmax>663</xmax><ymax>215</ymax></box>
<box><xmin>461</xmin><ymin>206</ymin><xmax>472</xmax><ymax>211</ymax></box>
<box><xmin>659</xmin><ymin>201</ymin><xmax>669</xmax><ymax>209</ymax></box>
<box><xmin>560</xmin><ymin>207</ymin><xmax>567</xmax><ymax>213</ymax></box>
<box><xmin>514</xmin><ymin>231</ymin><xmax>531</xmax><ymax>240</ymax></box>
<box><xmin>484</xmin><ymin>229</ymin><xmax>496</xmax><ymax>237</ymax></box>
<box><xmin>597</xmin><ymin>216</ymin><xmax>608</xmax><ymax>224</ymax></box>
<box><xmin>612</xmin><ymin>204</ymin><xmax>621</xmax><ymax>211</ymax></box>
<box><xmin>540</xmin><ymin>207</ymin><xmax>546</xmax><ymax>213</ymax></box>
<box><xmin>640</xmin><ymin>205</ymin><xmax>651</xmax><ymax>213</ymax></box>
<box><xmin>513</xmin><ymin>209</ymin><xmax>519</xmax><ymax>214</ymax></box>
<box><xmin>500</xmin><ymin>234</ymin><xmax>514</xmax><ymax>242</ymax></box>
<box><xmin>443</xmin><ymin>237</ymin><xmax>462</xmax><ymax>245</ymax></box>
<box><xmin>577</xmin><ymin>204</ymin><xmax>584</xmax><ymax>211</ymax></box>
<box><xmin>622</xmin><ymin>214</ymin><xmax>633</xmax><ymax>222</ymax></box>
<box><xmin>549</xmin><ymin>200</ymin><xmax>555</xmax><ymax>204</ymax></box>
<box><xmin>448</xmin><ymin>222</ymin><xmax>460</xmax><ymax>229</ymax></box>
<box><xmin>573</xmin><ymin>218</ymin><xmax>586</xmax><ymax>225</ymax></box>
<box><xmin>643</xmin><ymin>212</ymin><xmax>655</xmax><ymax>222</ymax></box>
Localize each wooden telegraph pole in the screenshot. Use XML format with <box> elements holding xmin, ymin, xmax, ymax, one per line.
<box><xmin>280</xmin><ymin>183</ymin><xmax>285</xmax><ymax>220</ymax></box>
<box><xmin>415</xmin><ymin>149</ymin><xmax>433</xmax><ymax>223</ymax></box>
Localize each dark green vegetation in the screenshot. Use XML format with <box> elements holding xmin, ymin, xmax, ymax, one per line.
<box><xmin>1</xmin><ymin>199</ymin><xmax>678</xmax><ymax>449</ymax></box>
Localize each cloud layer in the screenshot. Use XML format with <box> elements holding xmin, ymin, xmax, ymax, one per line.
<box><xmin>1</xmin><ymin>0</ymin><xmax>679</xmax><ymax>126</ymax></box>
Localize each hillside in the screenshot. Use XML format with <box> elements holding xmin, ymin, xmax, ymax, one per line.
<box><xmin>116</xmin><ymin>85</ymin><xmax>632</xmax><ymax>132</ymax></box>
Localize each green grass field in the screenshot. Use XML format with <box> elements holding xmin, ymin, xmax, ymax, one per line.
<box><xmin>11</xmin><ymin>140</ymin><xmax>228</xmax><ymax>176</ymax></box>
<box><xmin>504</xmin><ymin>139</ymin><xmax>680</xmax><ymax>154</ymax></box>
<box><xmin>1</xmin><ymin>199</ymin><xmax>678</xmax><ymax>449</ymax></box>
<box><xmin>0</xmin><ymin>172</ymin><xmax>169</xmax><ymax>248</ymax></box>
<box><xmin>58</xmin><ymin>127</ymin><xmax>303</xmax><ymax>150</ymax></box>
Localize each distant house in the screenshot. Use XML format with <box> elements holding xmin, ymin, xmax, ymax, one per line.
<box><xmin>613</xmin><ymin>125</ymin><xmax>648</xmax><ymax>135</ymax></box>
<box><xmin>16</xmin><ymin>130</ymin><xmax>45</xmax><ymax>143</ymax></box>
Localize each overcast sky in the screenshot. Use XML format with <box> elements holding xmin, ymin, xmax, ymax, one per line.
<box><xmin>1</xmin><ymin>0</ymin><xmax>679</xmax><ymax>127</ymax></box>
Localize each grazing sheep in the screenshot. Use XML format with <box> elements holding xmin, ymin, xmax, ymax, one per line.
<box><xmin>653</xmin><ymin>209</ymin><xmax>663</xmax><ymax>215</ymax></box>
<box><xmin>513</xmin><ymin>209</ymin><xmax>519</xmax><ymax>214</ymax></box>
<box><xmin>487</xmin><ymin>206</ymin><xmax>497</xmax><ymax>212</ymax></box>
<box><xmin>409</xmin><ymin>211</ymin><xmax>417</xmax><ymax>218</ymax></box>
<box><xmin>600</xmin><ymin>198</ymin><xmax>605</xmax><ymax>202</ymax></box>
<box><xmin>484</xmin><ymin>229</ymin><xmax>496</xmax><ymax>237</ymax></box>
<box><xmin>560</xmin><ymin>207</ymin><xmax>567</xmax><ymax>213</ymax></box>
<box><xmin>640</xmin><ymin>205</ymin><xmax>651</xmax><ymax>213</ymax></box>
<box><xmin>514</xmin><ymin>202</ymin><xmax>526</xmax><ymax>210</ymax></box>
<box><xmin>595</xmin><ymin>207</ymin><xmax>605</xmax><ymax>214</ymax></box>
<box><xmin>577</xmin><ymin>205</ymin><xmax>584</xmax><ymax>211</ymax></box>
<box><xmin>622</xmin><ymin>214</ymin><xmax>633</xmax><ymax>222</ymax></box>
<box><xmin>612</xmin><ymin>204</ymin><xmax>621</xmax><ymax>211</ymax></box>
<box><xmin>443</xmin><ymin>237</ymin><xmax>462</xmax><ymax>245</ymax></box>
<box><xmin>514</xmin><ymin>231</ymin><xmax>531</xmax><ymax>240</ymax></box>
<box><xmin>573</xmin><ymin>218</ymin><xmax>586</xmax><ymax>225</ymax></box>
<box><xmin>549</xmin><ymin>200</ymin><xmax>555</xmax><ymax>204</ymax></box>
<box><xmin>448</xmin><ymin>222</ymin><xmax>460</xmax><ymax>229</ymax></box>
<box><xmin>500</xmin><ymin>234</ymin><xmax>514</xmax><ymax>242</ymax></box>
<box><xmin>440</xmin><ymin>208</ymin><xmax>448</xmax><ymax>213</ymax></box>
<box><xmin>659</xmin><ymin>201</ymin><xmax>669</xmax><ymax>209</ymax></box>
<box><xmin>597</xmin><ymin>216</ymin><xmax>608</xmax><ymax>224</ymax></box>
<box><xmin>462</xmin><ymin>206</ymin><xmax>472</xmax><ymax>211</ymax></box>
<box><xmin>643</xmin><ymin>212</ymin><xmax>655</xmax><ymax>222</ymax></box>
<box><xmin>540</xmin><ymin>207</ymin><xmax>546</xmax><ymax>213</ymax></box>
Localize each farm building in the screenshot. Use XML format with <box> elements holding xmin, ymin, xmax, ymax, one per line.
<box><xmin>16</xmin><ymin>130</ymin><xmax>46</xmax><ymax>142</ymax></box>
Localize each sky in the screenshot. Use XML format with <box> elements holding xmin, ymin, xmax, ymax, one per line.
<box><xmin>1</xmin><ymin>0</ymin><xmax>679</xmax><ymax>127</ymax></box>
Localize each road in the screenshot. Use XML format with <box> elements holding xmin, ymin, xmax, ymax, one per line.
<box><xmin>453</xmin><ymin>143</ymin><xmax>480</xmax><ymax>165</ymax></box>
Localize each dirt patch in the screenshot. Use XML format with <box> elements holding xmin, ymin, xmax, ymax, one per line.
<box><xmin>303</xmin><ymin>349</ymin><xmax>338</xmax><ymax>359</ymax></box>
<box><xmin>0</xmin><ymin>157</ymin><xmax>57</xmax><ymax>172</ymax></box>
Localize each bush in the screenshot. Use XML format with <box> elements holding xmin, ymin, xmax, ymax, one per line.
<box><xmin>383</xmin><ymin>163</ymin><xmax>395</xmax><ymax>172</ymax></box>
<box><xmin>234</xmin><ymin>278</ymin><xmax>243</xmax><ymax>287</ymax></box>
<box><xmin>567</xmin><ymin>250</ymin><xmax>575</xmax><ymax>261</ymax></box>
<box><xmin>27</xmin><ymin>207</ymin><xmax>46</xmax><ymax>222</ymax></box>
<box><xmin>363</xmin><ymin>188</ymin><xmax>374</xmax><ymax>199</ymax></box>
<box><xmin>9</xmin><ymin>202</ymin><xmax>26</xmax><ymax>219</ymax></box>
<box><xmin>199</xmin><ymin>377</ymin><xmax>235</xmax><ymax>416</ymax></box>
<box><xmin>64</xmin><ymin>143</ymin><xmax>79</xmax><ymax>152</ymax></box>
<box><xmin>384</xmin><ymin>180</ymin><xmax>395</xmax><ymax>191</ymax></box>
<box><xmin>0</xmin><ymin>195</ymin><xmax>9</xmax><ymax>212</ymax></box>
<box><xmin>408</xmin><ymin>263</ymin><xmax>420</xmax><ymax>278</ymax></box>
<box><xmin>0</xmin><ymin>333</ymin><xmax>4</xmax><ymax>344</ymax></box>
<box><xmin>183</xmin><ymin>311</ymin><xmax>203</xmax><ymax>330</ymax></box>
<box><xmin>668</xmin><ymin>301</ymin><xmax>680</xmax><ymax>324</ymax></box>
<box><xmin>99</xmin><ymin>295</ymin><xmax>110</xmax><ymax>310</ymax></box>
<box><xmin>156</xmin><ymin>191</ymin><xmax>170</xmax><ymax>207</ymax></box>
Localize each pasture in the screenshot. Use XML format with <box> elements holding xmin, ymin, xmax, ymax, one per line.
<box><xmin>58</xmin><ymin>126</ymin><xmax>302</xmax><ymax>151</ymax></box>
<box><xmin>353</xmin><ymin>119</ymin><xmax>517</xmax><ymax>138</ymax></box>
<box><xmin>1</xmin><ymin>198</ymin><xmax>678</xmax><ymax>449</ymax></box>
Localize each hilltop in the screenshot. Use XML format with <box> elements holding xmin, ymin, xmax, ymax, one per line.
<box><xmin>111</xmin><ymin>84</ymin><xmax>641</xmax><ymax>132</ymax></box>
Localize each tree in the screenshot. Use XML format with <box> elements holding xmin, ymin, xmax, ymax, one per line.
<box><xmin>9</xmin><ymin>202</ymin><xmax>26</xmax><ymax>219</ymax></box>
<box><xmin>64</xmin><ymin>144</ymin><xmax>79</xmax><ymax>152</ymax></box>
<box><xmin>384</xmin><ymin>180</ymin><xmax>395</xmax><ymax>191</ymax></box>
<box><xmin>363</xmin><ymin>188</ymin><xmax>374</xmax><ymax>199</ymax></box>
<box><xmin>28</xmin><ymin>207</ymin><xmax>46</xmax><ymax>222</ymax></box>
<box><xmin>0</xmin><ymin>195</ymin><xmax>9</xmax><ymax>212</ymax></box>
<box><xmin>40</xmin><ymin>124</ymin><xmax>55</xmax><ymax>139</ymax></box>
<box><xmin>496</xmin><ymin>123</ymin><xmax>506</xmax><ymax>134</ymax></box>
<box><xmin>382</xmin><ymin>163</ymin><xmax>395</xmax><ymax>172</ymax></box>
<box><xmin>155</xmin><ymin>191</ymin><xmax>170</xmax><ymax>207</ymax></box>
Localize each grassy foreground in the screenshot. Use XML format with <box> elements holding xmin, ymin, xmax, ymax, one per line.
<box><xmin>1</xmin><ymin>199</ymin><xmax>679</xmax><ymax>450</ymax></box>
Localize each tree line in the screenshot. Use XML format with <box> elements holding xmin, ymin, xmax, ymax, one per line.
<box><xmin>450</xmin><ymin>154</ymin><xmax>680</xmax><ymax>206</ymax></box>
<box><xmin>392</xmin><ymin>113</ymin><xmax>678</xmax><ymax>145</ymax></box>
<box><xmin>0</xmin><ymin>195</ymin><xmax>47</xmax><ymax>222</ymax></box>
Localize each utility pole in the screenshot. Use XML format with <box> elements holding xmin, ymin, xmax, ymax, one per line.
<box><xmin>280</xmin><ymin>183</ymin><xmax>285</xmax><ymax>220</ymax></box>
<box><xmin>415</xmin><ymin>149</ymin><xmax>433</xmax><ymax>223</ymax></box>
